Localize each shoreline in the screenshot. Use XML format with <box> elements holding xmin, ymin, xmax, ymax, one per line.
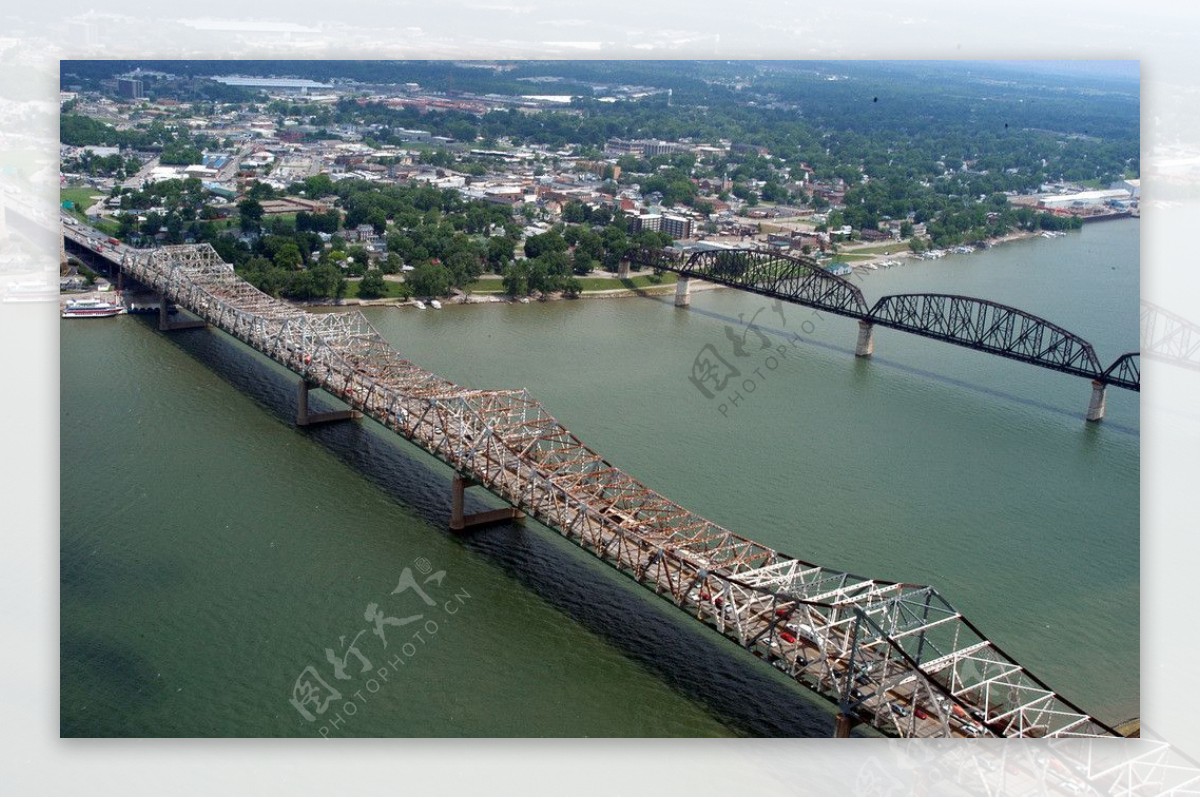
<box><xmin>308</xmin><ymin>275</ymin><xmax>724</xmax><ymax>311</ymax></box>
<box><xmin>837</xmin><ymin>228</ymin><xmax>1045</xmax><ymax>272</ymax></box>
<box><xmin>288</xmin><ymin>224</ymin><xmax>1101</xmax><ymax>313</ymax></box>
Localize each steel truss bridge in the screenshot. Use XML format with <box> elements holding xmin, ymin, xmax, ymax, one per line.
<box><xmin>99</xmin><ymin>242</ymin><xmax>1120</xmax><ymax>739</ymax></box>
<box><xmin>630</xmin><ymin>247</ymin><xmax>1140</xmax><ymax>398</ymax></box>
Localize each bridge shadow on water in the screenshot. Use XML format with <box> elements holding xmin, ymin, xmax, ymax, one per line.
<box><xmin>145</xmin><ymin>318</ymin><xmax>855</xmax><ymax>738</ymax></box>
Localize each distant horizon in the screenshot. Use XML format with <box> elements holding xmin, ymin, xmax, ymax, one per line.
<box><xmin>963</xmin><ymin>59</ymin><xmax>1138</xmax><ymax>82</ymax></box>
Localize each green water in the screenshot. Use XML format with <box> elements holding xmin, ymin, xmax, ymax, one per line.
<box><xmin>61</xmin><ymin>220</ymin><xmax>1139</xmax><ymax>736</ymax></box>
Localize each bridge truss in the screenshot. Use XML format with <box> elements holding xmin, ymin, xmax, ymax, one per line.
<box><xmin>649</xmin><ymin>248</ymin><xmax>869</xmax><ymax>318</ymax></box>
<box><xmin>1102</xmin><ymin>353</ymin><xmax>1141</xmax><ymax>392</ymax></box>
<box><xmin>866</xmin><ymin>293</ymin><xmax>1106</xmax><ymax>379</ymax></box>
<box><xmin>117</xmin><ymin>244</ymin><xmax>1120</xmax><ymax>739</ymax></box>
<box><xmin>629</xmin><ymin>247</ymin><xmax>1138</xmax><ymax>391</ymax></box>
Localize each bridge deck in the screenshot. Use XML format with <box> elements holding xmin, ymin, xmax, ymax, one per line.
<box><xmin>87</xmin><ymin>238</ymin><xmax>1120</xmax><ymax>739</ymax></box>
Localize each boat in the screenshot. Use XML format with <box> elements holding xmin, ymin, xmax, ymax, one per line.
<box><xmin>413</xmin><ymin>300</ymin><xmax>427</xmax><ymax>310</ymax></box>
<box><xmin>429</xmin><ymin>299</ymin><xmax>443</xmax><ymax>309</ymax></box>
<box><xmin>61</xmin><ymin>298</ymin><xmax>126</xmax><ymax>318</ymax></box>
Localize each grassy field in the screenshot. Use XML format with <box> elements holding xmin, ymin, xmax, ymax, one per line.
<box><xmin>60</xmin><ymin>187</ymin><xmax>105</xmax><ymax>220</ymax></box>
<box><xmin>461</xmin><ymin>272</ymin><xmax>678</xmax><ymax>296</ymax></box>
<box><xmin>842</xmin><ymin>241</ymin><xmax>905</xmax><ymax>255</ymax></box>
<box><xmin>60</xmin><ymin>187</ymin><xmax>122</xmax><ymax>235</ymax></box>
<box><xmin>320</xmin><ymin>270</ymin><xmax>685</xmax><ymax>303</ymax></box>
<box><xmin>576</xmin><ymin>273</ymin><xmax>677</xmax><ymax>292</ymax></box>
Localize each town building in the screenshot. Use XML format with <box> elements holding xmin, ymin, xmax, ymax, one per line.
<box><xmin>661</xmin><ymin>214</ymin><xmax>692</xmax><ymax>240</ymax></box>
<box><xmin>630</xmin><ymin>213</ymin><xmax>662</xmax><ymax>233</ymax></box>
<box><xmin>117</xmin><ymin>78</ymin><xmax>143</xmax><ymax>100</ymax></box>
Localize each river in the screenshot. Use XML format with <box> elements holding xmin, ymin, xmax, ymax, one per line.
<box><xmin>60</xmin><ymin>218</ymin><xmax>1138</xmax><ymax>736</ymax></box>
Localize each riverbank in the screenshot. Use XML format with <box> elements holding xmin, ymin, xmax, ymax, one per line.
<box><xmin>837</xmin><ymin>228</ymin><xmax>1045</xmax><ymax>272</ymax></box>
<box><xmin>299</xmin><ymin>225</ymin><xmax>1075</xmax><ymax>312</ymax></box>
<box><xmin>312</xmin><ymin>273</ymin><xmax>724</xmax><ymax>311</ymax></box>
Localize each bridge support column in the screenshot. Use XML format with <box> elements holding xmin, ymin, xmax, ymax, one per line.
<box><xmin>617</xmin><ymin>259</ymin><xmax>630</xmax><ymax>279</ymax></box>
<box><xmin>674</xmin><ymin>276</ymin><xmax>691</xmax><ymax>308</ymax></box>
<box><xmin>158</xmin><ymin>295</ymin><xmax>207</xmax><ymax>332</ymax></box>
<box><xmin>833</xmin><ymin>713</ymin><xmax>856</xmax><ymax>738</ymax></box>
<box><xmin>1086</xmin><ymin>379</ymin><xmax>1107</xmax><ymax>423</ymax></box>
<box><xmin>296</xmin><ymin>378</ymin><xmax>362</xmax><ymax>427</ymax></box>
<box><xmin>450</xmin><ymin>474</ymin><xmax>525</xmax><ymax>532</ymax></box>
<box><xmin>854</xmin><ymin>321</ymin><xmax>875</xmax><ymax>357</ymax></box>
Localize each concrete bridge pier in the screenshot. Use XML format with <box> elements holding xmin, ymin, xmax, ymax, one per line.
<box><xmin>617</xmin><ymin>259</ymin><xmax>630</xmax><ymax>279</ymax></box>
<box><xmin>1086</xmin><ymin>379</ymin><xmax>1107</xmax><ymax>422</ymax></box>
<box><xmin>296</xmin><ymin>378</ymin><xmax>362</xmax><ymax>427</ymax></box>
<box><xmin>833</xmin><ymin>713</ymin><xmax>856</xmax><ymax>738</ymax></box>
<box><xmin>674</xmin><ymin>276</ymin><xmax>691</xmax><ymax>307</ymax></box>
<box><xmin>854</xmin><ymin>321</ymin><xmax>875</xmax><ymax>357</ymax></box>
<box><xmin>450</xmin><ymin>474</ymin><xmax>526</xmax><ymax>532</ymax></box>
<box><xmin>158</xmin><ymin>295</ymin><xmax>207</xmax><ymax>332</ymax></box>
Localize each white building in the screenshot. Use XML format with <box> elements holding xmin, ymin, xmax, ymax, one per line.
<box><xmin>1041</xmin><ymin>189</ymin><xmax>1131</xmax><ymax>208</ymax></box>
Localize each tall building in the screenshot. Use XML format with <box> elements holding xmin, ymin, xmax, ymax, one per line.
<box><xmin>661</xmin><ymin>214</ymin><xmax>692</xmax><ymax>240</ymax></box>
<box><xmin>641</xmin><ymin>140</ymin><xmax>682</xmax><ymax>157</ymax></box>
<box><xmin>117</xmin><ymin>78</ymin><xmax>143</xmax><ymax>100</ymax></box>
<box><xmin>632</xmin><ymin>213</ymin><xmax>662</xmax><ymax>233</ymax></box>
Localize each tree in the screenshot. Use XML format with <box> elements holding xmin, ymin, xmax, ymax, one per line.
<box><xmin>600</xmin><ymin>224</ymin><xmax>630</xmax><ymax>272</ymax></box>
<box><xmin>408</xmin><ymin>262</ymin><xmax>452</xmax><ymax>298</ymax></box>
<box><xmin>590</xmin><ymin>205</ymin><xmax>613</xmax><ymax>226</ymax></box>
<box><xmin>238</xmin><ymin>198</ymin><xmax>264</xmax><ymax>233</ymax></box>
<box><xmin>761</xmin><ymin>181</ymin><xmax>789</xmax><ymax>204</ymax></box>
<box><xmin>502</xmin><ymin>261</ymin><xmax>529</xmax><ymax>296</ymax></box>
<box><xmin>571</xmin><ymin>249</ymin><xmax>596</xmax><ymax>276</ymax></box>
<box><xmin>346</xmin><ymin>246</ymin><xmax>371</xmax><ymax>277</ymax></box>
<box><xmin>523</xmin><ymin>229</ymin><xmax>568</xmax><ymax>259</ymax></box>
<box><xmin>357</xmin><ymin>269</ymin><xmax>387</xmax><ymax>300</ymax></box>
<box><xmin>303</xmin><ymin>173</ymin><xmax>336</xmax><ymax>197</ymax></box>
<box><xmin>242</xmin><ymin>181</ymin><xmax>274</xmax><ymax>201</ymax></box>
<box><xmin>561</xmin><ymin>200</ymin><xmax>590</xmax><ymax>224</ymax></box>
<box><xmin>367</xmin><ymin>207</ymin><xmax>388</xmax><ymax>235</ymax></box>
<box><xmin>116</xmin><ymin>213</ymin><xmax>138</xmax><ymax>240</ymax></box>
<box><xmin>273</xmin><ymin>241</ymin><xmax>304</xmax><ymax>270</ymax></box>
<box><xmin>560</xmin><ymin>276</ymin><xmax>583</xmax><ymax>299</ymax></box>
<box><xmin>381</xmin><ymin>253</ymin><xmax>403</xmax><ymax>275</ymax></box>
<box><xmin>487</xmin><ymin>236</ymin><xmax>516</xmax><ymax>272</ymax></box>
